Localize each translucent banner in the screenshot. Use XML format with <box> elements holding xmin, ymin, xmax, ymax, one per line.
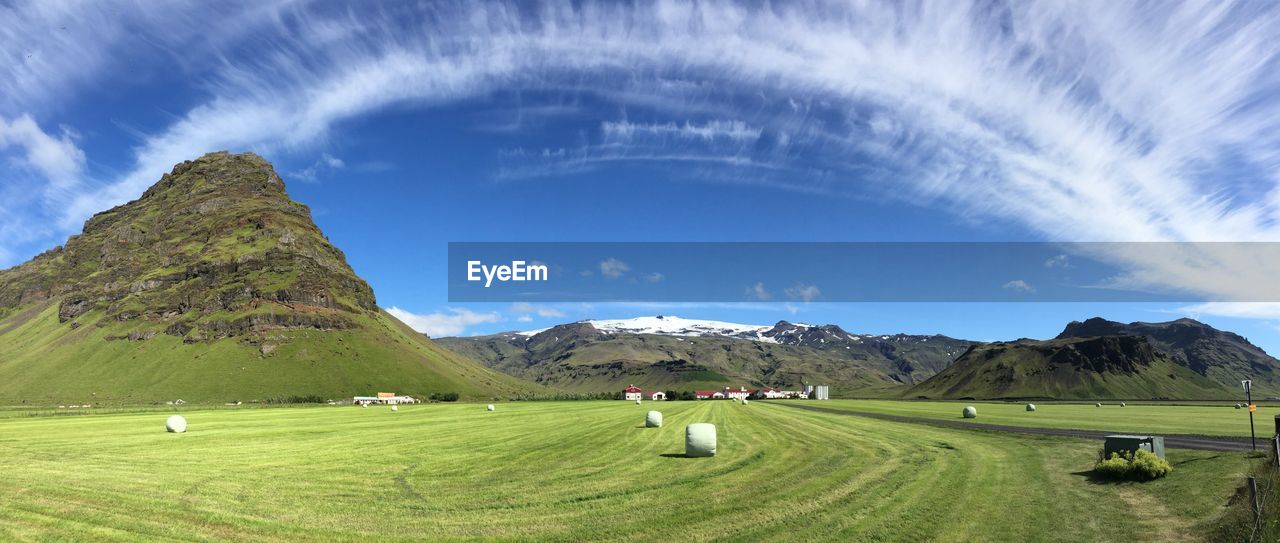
<box><xmin>447</xmin><ymin>242</ymin><xmax>1280</xmax><ymax>302</ymax></box>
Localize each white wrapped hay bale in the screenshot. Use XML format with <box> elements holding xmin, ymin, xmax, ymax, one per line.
<box><xmin>686</xmin><ymin>423</ymin><xmax>717</xmax><ymax>457</ymax></box>
<box><xmin>391</xmin><ymin>405</ymin><xmax>398</xmax><ymax>412</ymax></box>
<box><xmin>1095</xmin><ymin>402</ymin><xmax>1102</xmax><ymax>407</ymax></box>
<box><xmin>646</xmin><ymin>410</ymin><xmax>663</xmax><ymax>428</ymax></box>
<box><xmin>636</xmin><ymin>399</ymin><xmax>642</xmax><ymax>405</ymax></box>
<box><xmin>165</xmin><ymin>415</ymin><xmax>187</xmax><ymax>433</ymax></box>
<box><xmin>1025</xmin><ymin>403</ymin><xmax>1036</xmax><ymax>412</ymax></box>
<box><xmin>1120</xmin><ymin>402</ymin><xmax>1127</xmax><ymax>407</ymax></box>
<box><xmin>962</xmin><ymin>406</ymin><xmax>977</xmax><ymax>418</ymax></box>
<box><xmin>742</xmin><ymin>399</ymin><xmax>749</xmax><ymax>405</ymax></box>
<box><xmin>1236</xmin><ymin>403</ymin><xmax>1243</xmax><ymax>409</ymax></box>
<box><xmin>486</xmin><ymin>404</ymin><xmax>495</xmax><ymax>411</ymax></box>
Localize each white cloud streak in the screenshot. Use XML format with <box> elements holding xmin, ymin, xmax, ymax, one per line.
<box><xmin>784</xmin><ymin>283</ymin><xmax>822</xmax><ymax>303</ymax></box>
<box><xmin>745</xmin><ymin>282</ymin><xmax>771</xmax><ymax>301</ymax></box>
<box><xmin>2</xmin><ymin>0</ymin><xmax>1278</xmax><ymax>309</ymax></box>
<box><xmin>385</xmin><ymin>306</ymin><xmax>500</xmax><ymax>337</ymax></box>
<box><xmin>599</xmin><ymin>258</ymin><xmax>629</xmax><ymax>279</ymax></box>
<box><xmin>1002</xmin><ymin>279</ymin><xmax>1036</xmax><ymax>293</ymax></box>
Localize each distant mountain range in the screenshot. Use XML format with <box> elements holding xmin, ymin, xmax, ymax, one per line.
<box><xmin>437</xmin><ymin>316</ymin><xmax>975</xmax><ymax>393</ymax></box>
<box><xmin>440</xmin><ymin>315</ymin><xmax>1280</xmax><ymax>400</ymax></box>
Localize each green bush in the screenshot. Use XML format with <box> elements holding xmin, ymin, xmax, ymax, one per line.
<box><xmin>1093</xmin><ymin>449</ymin><xmax>1172</xmax><ymax>481</ymax></box>
<box><xmin>430</xmin><ymin>392</ymin><xmax>460</xmax><ymax>402</ymax></box>
<box><xmin>265</xmin><ymin>394</ymin><xmax>327</xmax><ymax>404</ymax></box>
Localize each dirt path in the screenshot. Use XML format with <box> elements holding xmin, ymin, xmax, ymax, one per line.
<box><xmin>774</xmin><ymin>402</ymin><xmax>1255</xmax><ymax>452</ymax></box>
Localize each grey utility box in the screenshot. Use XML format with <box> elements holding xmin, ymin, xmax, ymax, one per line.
<box><xmin>1104</xmin><ymin>435</ymin><xmax>1166</xmax><ymax>460</ymax></box>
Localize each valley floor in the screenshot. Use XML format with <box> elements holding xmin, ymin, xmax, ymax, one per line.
<box><xmin>0</xmin><ymin>401</ymin><xmax>1258</xmax><ymax>541</ymax></box>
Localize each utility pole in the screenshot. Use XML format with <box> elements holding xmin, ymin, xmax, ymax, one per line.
<box><xmin>1244</xmin><ymin>380</ymin><xmax>1256</xmax><ymax>451</ymax></box>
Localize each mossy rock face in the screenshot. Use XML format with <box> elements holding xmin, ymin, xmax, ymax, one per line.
<box><xmin>1</xmin><ymin>152</ymin><xmax>376</xmax><ymax>338</ymax></box>
<box><xmin>0</xmin><ymin>152</ymin><xmax>538</xmax><ymax>404</ymax></box>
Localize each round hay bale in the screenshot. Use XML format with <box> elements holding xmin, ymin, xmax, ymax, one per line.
<box><xmin>165</xmin><ymin>415</ymin><xmax>187</xmax><ymax>433</ymax></box>
<box><xmin>1120</xmin><ymin>402</ymin><xmax>1127</xmax><ymax>407</ymax></box>
<box><xmin>391</xmin><ymin>405</ymin><xmax>398</xmax><ymax>412</ymax></box>
<box><xmin>645</xmin><ymin>410</ymin><xmax>663</xmax><ymax>428</ymax></box>
<box><xmin>1025</xmin><ymin>403</ymin><xmax>1036</xmax><ymax>412</ymax></box>
<box><xmin>486</xmin><ymin>404</ymin><xmax>495</xmax><ymax>411</ymax></box>
<box><xmin>1095</xmin><ymin>402</ymin><xmax>1102</xmax><ymax>407</ymax></box>
<box><xmin>1236</xmin><ymin>403</ymin><xmax>1243</xmax><ymax>409</ymax></box>
<box><xmin>742</xmin><ymin>399</ymin><xmax>749</xmax><ymax>405</ymax></box>
<box><xmin>635</xmin><ymin>399</ymin><xmax>642</xmax><ymax>405</ymax></box>
<box><xmin>962</xmin><ymin>406</ymin><xmax>977</xmax><ymax>419</ymax></box>
<box><xmin>686</xmin><ymin>423</ymin><xmax>717</xmax><ymax>457</ymax></box>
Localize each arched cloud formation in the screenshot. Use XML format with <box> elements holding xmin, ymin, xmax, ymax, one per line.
<box><xmin>3</xmin><ymin>1</ymin><xmax>1279</xmax><ymax>310</ymax></box>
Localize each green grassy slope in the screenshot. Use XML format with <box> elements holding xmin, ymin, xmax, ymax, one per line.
<box><xmin>0</xmin><ymin>302</ymin><xmax>532</xmax><ymax>404</ymax></box>
<box><xmin>0</xmin><ymin>151</ymin><xmax>537</xmax><ymax>404</ymax></box>
<box><xmin>0</xmin><ymin>401</ymin><xmax>1253</xmax><ymax>541</ymax></box>
<box><xmin>907</xmin><ymin>335</ymin><xmax>1247</xmax><ymax>400</ymax></box>
<box><xmin>815</xmin><ymin>399</ymin><xmax>1270</xmax><ymax>438</ymax></box>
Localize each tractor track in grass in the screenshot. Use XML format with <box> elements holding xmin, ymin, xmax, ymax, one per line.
<box><xmin>774</xmin><ymin>402</ymin><xmax>1254</xmax><ymax>452</ymax></box>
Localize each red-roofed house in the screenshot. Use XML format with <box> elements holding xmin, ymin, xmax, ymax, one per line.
<box><xmin>622</xmin><ymin>386</ymin><xmax>666</xmax><ymax>401</ymax></box>
<box><xmin>723</xmin><ymin>387</ymin><xmax>754</xmax><ymax>400</ymax></box>
<box><xmin>695</xmin><ymin>390</ymin><xmax>725</xmax><ymax>400</ymax></box>
<box><xmin>622</xmin><ymin>385</ymin><xmax>643</xmax><ymax>401</ymax></box>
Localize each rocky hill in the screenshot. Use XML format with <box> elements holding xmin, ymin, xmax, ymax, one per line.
<box><xmin>908</xmin><ymin>317</ymin><xmax>1280</xmax><ymax>400</ymax></box>
<box><xmin>0</xmin><ymin>151</ymin><xmax>532</xmax><ymax>405</ymax></box>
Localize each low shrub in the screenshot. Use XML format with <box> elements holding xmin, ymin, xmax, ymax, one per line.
<box><xmin>265</xmin><ymin>394</ymin><xmax>327</xmax><ymax>404</ymax></box>
<box><xmin>1093</xmin><ymin>449</ymin><xmax>1172</xmax><ymax>481</ymax></box>
<box><xmin>430</xmin><ymin>392</ymin><xmax>460</xmax><ymax>402</ymax></box>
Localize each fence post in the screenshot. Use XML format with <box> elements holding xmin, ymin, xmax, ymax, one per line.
<box><xmin>1249</xmin><ymin>476</ymin><xmax>1261</xmax><ymax>531</ymax></box>
<box><xmin>1274</xmin><ymin>435</ymin><xmax>1280</xmax><ymax>468</ymax></box>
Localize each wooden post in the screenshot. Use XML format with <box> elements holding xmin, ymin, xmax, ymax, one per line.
<box><xmin>1249</xmin><ymin>476</ymin><xmax>1260</xmax><ymax>530</ymax></box>
<box><xmin>1274</xmin><ymin>435</ymin><xmax>1280</xmax><ymax>468</ymax></box>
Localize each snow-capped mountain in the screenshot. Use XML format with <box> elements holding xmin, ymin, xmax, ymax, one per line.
<box><xmin>439</xmin><ymin>315</ymin><xmax>977</xmax><ymax>393</ymax></box>
<box><xmin>514</xmin><ymin>315</ymin><xmax>962</xmax><ymax>353</ymax></box>
<box><xmin>517</xmin><ymin>315</ymin><xmax>784</xmax><ymax>342</ymax></box>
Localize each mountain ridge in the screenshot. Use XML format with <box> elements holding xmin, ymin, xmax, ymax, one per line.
<box><xmin>909</xmin><ymin>317</ymin><xmax>1280</xmax><ymax>399</ymax></box>
<box><xmin>438</xmin><ymin>315</ymin><xmax>975</xmax><ymax>393</ymax></box>
<box><xmin>0</xmin><ymin>151</ymin><xmax>533</xmax><ymax>404</ymax></box>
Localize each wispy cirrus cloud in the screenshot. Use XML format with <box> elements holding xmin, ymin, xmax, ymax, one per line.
<box><xmin>287</xmin><ymin>153</ymin><xmax>345</xmax><ymax>182</ymax></box>
<box><xmin>1003</xmin><ymin>280</ymin><xmax>1036</xmax><ymax>294</ymax></box>
<box><xmin>385</xmin><ymin>306</ymin><xmax>500</xmax><ymax>337</ymax></box>
<box><xmin>1</xmin><ymin>0</ymin><xmax>1277</xmax><ymax>313</ymax></box>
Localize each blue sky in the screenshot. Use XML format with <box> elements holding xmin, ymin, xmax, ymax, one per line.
<box><xmin>3</xmin><ymin>1</ymin><xmax>1280</xmax><ymax>352</ymax></box>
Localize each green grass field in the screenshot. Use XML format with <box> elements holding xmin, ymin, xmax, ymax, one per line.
<box><xmin>0</xmin><ymin>400</ymin><xmax>1259</xmax><ymax>541</ymax></box>
<box><xmin>818</xmin><ymin>399</ymin><xmax>1271</xmax><ymax>438</ymax></box>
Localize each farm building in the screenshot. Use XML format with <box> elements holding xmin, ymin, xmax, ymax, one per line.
<box><xmin>622</xmin><ymin>385</ymin><xmax>643</xmax><ymax>401</ymax></box>
<box><xmin>752</xmin><ymin>388</ymin><xmax>787</xmax><ymax>399</ymax></box>
<box><xmin>803</xmin><ymin>385</ymin><xmax>830</xmax><ymax>400</ymax></box>
<box><xmin>695</xmin><ymin>390</ymin><xmax>726</xmax><ymax>399</ymax></box>
<box><xmin>352</xmin><ymin>393</ymin><xmax>418</xmax><ymax>405</ymax></box>
<box><xmin>621</xmin><ymin>385</ymin><xmax>666</xmax><ymax>401</ymax></box>
<box><xmin>722</xmin><ymin>387</ymin><xmax>753</xmax><ymax>401</ymax></box>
